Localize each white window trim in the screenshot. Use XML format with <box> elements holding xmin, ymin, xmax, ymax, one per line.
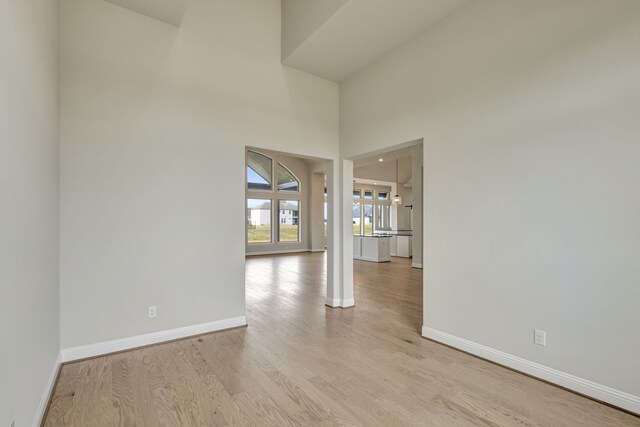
<box><xmin>352</xmin><ymin>185</ymin><xmax>393</xmax><ymax>235</ymax></box>
<box><xmin>246</xmin><ymin>151</ymin><xmax>303</xmax><ymax>245</ymax></box>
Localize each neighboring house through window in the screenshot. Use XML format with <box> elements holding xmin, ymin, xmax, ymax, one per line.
<box><xmin>246</xmin><ymin>150</ymin><xmax>301</xmax><ymax>244</ymax></box>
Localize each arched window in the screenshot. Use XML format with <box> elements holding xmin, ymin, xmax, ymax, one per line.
<box><xmin>277</xmin><ymin>163</ymin><xmax>299</xmax><ymax>192</ymax></box>
<box><xmin>247</xmin><ymin>151</ymin><xmax>272</xmax><ymax>190</ymax></box>
<box><xmin>246</xmin><ymin>151</ymin><xmax>302</xmax><ymax>245</ymax></box>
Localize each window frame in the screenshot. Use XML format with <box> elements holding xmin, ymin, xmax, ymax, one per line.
<box><xmin>246</xmin><ymin>198</ymin><xmax>273</xmax><ymax>244</ymax></box>
<box><xmin>277</xmin><ymin>162</ymin><xmax>301</xmax><ymax>193</ymax></box>
<box><xmin>246</xmin><ymin>150</ymin><xmax>274</xmax><ymax>192</ymax></box>
<box><xmin>246</xmin><ymin>149</ymin><xmax>304</xmax><ymax>246</ymax></box>
<box><xmin>278</xmin><ymin>199</ymin><xmax>301</xmax><ymax>243</ymax></box>
<box><xmin>352</xmin><ymin>184</ymin><xmax>393</xmax><ymax>235</ymax></box>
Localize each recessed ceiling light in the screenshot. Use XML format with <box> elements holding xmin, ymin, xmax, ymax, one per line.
<box><xmin>378</xmin><ymin>158</ymin><xmax>384</xmax><ymax>162</ymax></box>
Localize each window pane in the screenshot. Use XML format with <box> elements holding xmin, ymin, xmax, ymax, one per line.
<box><xmin>376</xmin><ymin>205</ymin><xmax>383</xmax><ymax>229</ymax></box>
<box><xmin>378</xmin><ymin>191</ymin><xmax>388</xmax><ymax>200</ymax></box>
<box><xmin>247</xmin><ymin>151</ymin><xmax>272</xmax><ymax>190</ymax></box>
<box><xmin>384</xmin><ymin>205</ymin><xmax>391</xmax><ymax>228</ymax></box>
<box><xmin>277</xmin><ymin>163</ymin><xmax>299</xmax><ymax>192</ymax></box>
<box><xmin>353</xmin><ymin>203</ymin><xmax>361</xmax><ymax>235</ymax></box>
<box><xmin>353</xmin><ymin>189</ymin><xmax>361</xmax><ymax>199</ymax></box>
<box><xmin>247</xmin><ymin>199</ymin><xmax>271</xmax><ymax>243</ymax></box>
<box><xmin>364</xmin><ymin>191</ymin><xmax>373</xmax><ymax>200</ymax></box>
<box><xmin>279</xmin><ymin>200</ymin><xmax>299</xmax><ymax>242</ymax></box>
<box><xmin>364</xmin><ymin>204</ymin><xmax>373</xmax><ymax>235</ymax></box>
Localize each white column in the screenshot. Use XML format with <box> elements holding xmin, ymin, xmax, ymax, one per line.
<box><xmin>325</xmin><ymin>160</ymin><xmax>341</xmax><ymax>306</ymax></box>
<box><xmin>326</xmin><ymin>159</ymin><xmax>355</xmax><ymax>308</ymax></box>
<box><xmin>341</xmin><ymin>159</ymin><xmax>355</xmax><ymax>307</ymax></box>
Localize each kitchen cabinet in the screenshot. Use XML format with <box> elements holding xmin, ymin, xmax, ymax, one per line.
<box><xmin>353</xmin><ymin>236</ymin><xmax>391</xmax><ymax>262</ymax></box>
<box><xmin>396</xmin><ymin>235</ymin><xmax>412</xmax><ymax>258</ymax></box>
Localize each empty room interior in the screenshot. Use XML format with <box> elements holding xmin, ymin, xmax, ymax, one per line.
<box><xmin>2</xmin><ymin>0</ymin><xmax>640</xmax><ymax>426</ymax></box>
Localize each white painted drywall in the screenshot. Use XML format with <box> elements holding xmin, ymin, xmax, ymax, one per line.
<box><xmin>0</xmin><ymin>0</ymin><xmax>60</xmax><ymax>425</ymax></box>
<box><xmin>282</xmin><ymin>0</ymin><xmax>470</xmax><ymax>82</ymax></box>
<box><xmin>281</xmin><ymin>0</ymin><xmax>347</xmax><ymax>60</ymax></box>
<box><xmin>340</xmin><ymin>0</ymin><xmax>640</xmax><ymax>397</ymax></box>
<box><xmin>310</xmin><ymin>172</ymin><xmax>327</xmax><ymax>251</ymax></box>
<box><xmin>396</xmin><ymin>185</ymin><xmax>412</xmax><ymax>231</ymax></box>
<box><xmin>60</xmin><ymin>0</ymin><xmax>339</xmax><ymax>349</ymax></box>
<box><xmin>308</xmin><ymin>159</ymin><xmax>330</xmax><ymax>251</ymax></box>
<box><xmin>104</xmin><ymin>0</ymin><xmax>187</xmax><ymax>26</ymax></box>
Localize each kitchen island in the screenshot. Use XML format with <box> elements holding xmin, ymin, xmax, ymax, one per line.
<box><xmin>353</xmin><ymin>235</ymin><xmax>391</xmax><ymax>262</ymax></box>
<box><xmin>373</xmin><ymin>230</ymin><xmax>412</xmax><ymax>258</ymax></box>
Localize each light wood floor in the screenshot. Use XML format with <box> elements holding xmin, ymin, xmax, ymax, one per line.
<box><xmin>44</xmin><ymin>253</ymin><xmax>639</xmax><ymax>426</ymax></box>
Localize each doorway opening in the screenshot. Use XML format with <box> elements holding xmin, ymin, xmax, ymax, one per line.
<box><xmin>345</xmin><ymin>139</ymin><xmax>424</xmax><ymax>330</ymax></box>
<box><xmin>244</xmin><ymin>146</ymin><xmax>335</xmax><ymax>321</ymax></box>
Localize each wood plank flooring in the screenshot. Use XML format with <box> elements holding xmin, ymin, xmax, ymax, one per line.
<box><xmin>43</xmin><ymin>253</ymin><xmax>640</xmax><ymax>426</ymax></box>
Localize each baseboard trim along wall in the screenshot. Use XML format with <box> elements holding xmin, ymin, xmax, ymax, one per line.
<box><xmin>34</xmin><ymin>352</ymin><xmax>62</xmax><ymax>427</ymax></box>
<box><xmin>411</xmin><ymin>262</ymin><xmax>423</xmax><ymax>269</ymax></box>
<box><xmin>61</xmin><ymin>316</ymin><xmax>248</xmax><ymax>363</ymax></box>
<box><xmin>422</xmin><ymin>326</ymin><xmax>640</xmax><ymax>415</ymax></box>
<box><xmin>246</xmin><ymin>249</ymin><xmax>312</xmax><ymax>256</ymax></box>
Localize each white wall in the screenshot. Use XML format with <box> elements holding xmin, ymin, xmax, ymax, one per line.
<box><xmin>281</xmin><ymin>0</ymin><xmax>347</xmax><ymax>60</ymax></box>
<box><xmin>0</xmin><ymin>0</ymin><xmax>60</xmax><ymax>425</ymax></box>
<box><xmin>309</xmin><ymin>171</ymin><xmax>327</xmax><ymax>251</ymax></box>
<box><xmin>60</xmin><ymin>0</ymin><xmax>339</xmax><ymax>349</ymax></box>
<box><xmin>340</xmin><ymin>0</ymin><xmax>640</xmax><ymax>400</ymax></box>
<box><xmin>395</xmin><ymin>185</ymin><xmax>412</xmax><ymax>231</ymax></box>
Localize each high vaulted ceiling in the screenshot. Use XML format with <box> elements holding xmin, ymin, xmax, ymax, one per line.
<box><xmin>282</xmin><ymin>0</ymin><xmax>471</xmax><ymax>82</ymax></box>
<box><xmin>101</xmin><ymin>0</ymin><xmax>471</xmax><ymax>80</ymax></box>
<box><xmin>103</xmin><ymin>0</ymin><xmax>187</xmax><ymax>26</ymax></box>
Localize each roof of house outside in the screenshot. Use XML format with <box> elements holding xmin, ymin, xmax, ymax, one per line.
<box><xmin>249</xmin><ymin>201</ymin><xmax>299</xmax><ymax>211</ymax></box>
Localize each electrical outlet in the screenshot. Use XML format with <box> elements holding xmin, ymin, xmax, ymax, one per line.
<box><xmin>534</xmin><ymin>329</ymin><xmax>546</xmax><ymax>346</ymax></box>
<box><xmin>148</xmin><ymin>306</ymin><xmax>157</xmax><ymax>318</ymax></box>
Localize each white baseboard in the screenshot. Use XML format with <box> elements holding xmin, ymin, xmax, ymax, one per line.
<box><xmin>33</xmin><ymin>351</ymin><xmax>62</xmax><ymax>427</ymax></box>
<box><xmin>61</xmin><ymin>316</ymin><xmax>247</xmax><ymax>363</ymax></box>
<box><xmin>310</xmin><ymin>248</ymin><xmax>326</xmax><ymax>253</ymax></box>
<box><xmin>246</xmin><ymin>249</ymin><xmax>310</xmax><ymax>256</ymax></box>
<box><xmin>422</xmin><ymin>326</ymin><xmax>640</xmax><ymax>415</ymax></box>
<box><xmin>325</xmin><ymin>297</ymin><xmax>355</xmax><ymax>308</ymax></box>
<box><xmin>354</xmin><ymin>256</ymin><xmax>391</xmax><ymax>263</ymax></box>
<box><xmin>411</xmin><ymin>262</ymin><xmax>423</xmax><ymax>269</ymax></box>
